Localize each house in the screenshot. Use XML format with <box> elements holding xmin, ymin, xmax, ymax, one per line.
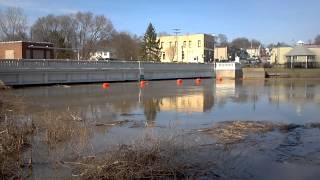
<box><xmin>0</xmin><ymin>41</ymin><xmax>54</xmax><ymax>60</ymax></box>
<box><xmin>286</xmin><ymin>41</ymin><xmax>316</xmax><ymax>68</ymax></box>
<box><xmin>270</xmin><ymin>41</ymin><xmax>320</xmax><ymax>67</ymax></box>
<box><xmin>90</xmin><ymin>51</ymin><xmax>112</xmax><ymax>60</ymax></box>
<box><xmin>214</xmin><ymin>46</ymin><xmax>228</xmax><ymax>61</ymax></box>
<box><xmin>158</xmin><ymin>34</ymin><xmax>215</xmax><ymax>63</ymax></box>
<box><xmin>246</xmin><ymin>47</ymin><xmax>260</xmax><ymax>59</ymax></box>
<box><xmin>270</xmin><ymin>46</ymin><xmax>293</xmax><ymax>65</ymax></box>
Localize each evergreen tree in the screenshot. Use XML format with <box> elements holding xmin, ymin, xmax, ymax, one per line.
<box><xmin>140</xmin><ymin>23</ymin><xmax>161</xmax><ymax>61</ymax></box>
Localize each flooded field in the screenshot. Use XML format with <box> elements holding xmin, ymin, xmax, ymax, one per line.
<box><xmin>2</xmin><ymin>79</ymin><xmax>320</xmax><ymax>179</ymax></box>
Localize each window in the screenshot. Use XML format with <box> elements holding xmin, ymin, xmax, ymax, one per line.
<box><xmin>182</xmin><ymin>51</ymin><xmax>185</xmax><ymax>60</ymax></box>
<box><xmin>5</xmin><ymin>50</ymin><xmax>14</xmax><ymax>59</ymax></box>
<box><xmin>189</xmin><ymin>41</ymin><xmax>192</xmax><ymax>48</ymax></box>
<box><xmin>198</xmin><ymin>40</ymin><xmax>201</xmax><ymax>47</ymax></box>
<box><xmin>183</xmin><ymin>41</ymin><xmax>186</xmax><ymax>48</ymax></box>
<box><xmin>163</xmin><ymin>52</ymin><xmax>166</xmax><ymax>60</ymax></box>
<box><xmin>161</xmin><ymin>42</ymin><xmax>164</xmax><ymax>48</ymax></box>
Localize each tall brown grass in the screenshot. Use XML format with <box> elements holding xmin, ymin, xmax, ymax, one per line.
<box><xmin>0</xmin><ymin>89</ymin><xmax>34</xmax><ymax>178</ymax></box>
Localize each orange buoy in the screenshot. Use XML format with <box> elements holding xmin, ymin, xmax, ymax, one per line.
<box><xmin>176</xmin><ymin>79</ymin><xmax>183</xmax><ymax>85</ymax></box>
<box><xmin>139</xmin><ymin>80</ymin><xmax>147</xmax><ymax>88</ymax></box>
<box><xmin>195</xmin><ymin>78</ymin><xmax>202</xmax><ymax>85</ymax></box>
<box><xmin>102</xmin><ymin>83</ymin><xmax>110</xmax><ymax>89</ymax></box>
<box><xmin>139</xmin><ymin>83</ymin><xmax>145</xmax><ymax>88</ymax></box>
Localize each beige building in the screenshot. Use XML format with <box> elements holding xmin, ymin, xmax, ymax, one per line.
<box><xmin>270</xmin><ymin>41</ymin><xmax>320</xmax><ymax>66</ymax></box>
<box><xmin>158</xmin><ymin>34</ymin><xmax>214</xmax><ymax>63</ymax></box>
<box><xmin>270</xmin><ymin>46</ymin><xmax>293</xmax><ymax>64</ymax></box>
<box><xmin>159</xmin><ymin>94</ymin><xmax>205</xmax><ymax>113</ymax></box>
<box><xmin>306</xmin><ymin>45</ymin><xmax>320</xmax><ymax>60</ymax></box>
<box><xmin>214</xmin><ymin>46</ymin><xmax>228</xmax><ymax>61</ymax></box>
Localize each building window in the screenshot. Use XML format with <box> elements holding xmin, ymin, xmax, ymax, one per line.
<box><xmin>182</xmin><ymin>51</ymin><xmax>185</xmax><ymax>60</ymax></box>
<box><xmin>183</xmin><ymin>41</ymin><xmax>186</xmax><ymax>48</ymax></box>
<box><xmin>189</xmin><ymin>41</ymin><xmax>192</xmax><ymax>48</ymax></box>
<box><xmin>198</xmin><ymin>40</ymin><xmax>201</xmax><ymax>47</ymax></box>
<box><xmin>161</xmin><ymin>42</ymin><xmax>164</xmax><ymax>48</ymax></box>
<box><xmin>163</xmin><ymin>52</ymin><xmax>166</xmax><ymax>60</ymax></box>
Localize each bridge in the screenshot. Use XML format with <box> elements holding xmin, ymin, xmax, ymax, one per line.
<box><xmin>0</xmin><ymin>59</ymin><xmax>215</xmax><ymax>86</ymax></box>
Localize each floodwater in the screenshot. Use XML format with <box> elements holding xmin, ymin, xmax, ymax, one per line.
<box><xmin>12</xmin><ymin>79</ymin><xmax>320</xmax><ymax>179</ymax></box>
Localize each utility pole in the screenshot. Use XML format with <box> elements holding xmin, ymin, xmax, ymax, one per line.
<box><xmin>173</xmin><ymin>29</ymin><xmax>181</xmax><ymax>62</ymax></box>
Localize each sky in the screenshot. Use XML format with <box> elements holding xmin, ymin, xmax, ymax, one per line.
<box><xmin>0</xmin><ymin>0</ymin><xmax>319</xmax><ymax>45</ymax></box>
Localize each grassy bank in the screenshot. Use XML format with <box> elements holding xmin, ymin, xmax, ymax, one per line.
<box><xmin>265</xmin><ymin>68</ymin><xmax>320</xmax><ymax>78</ymax></box>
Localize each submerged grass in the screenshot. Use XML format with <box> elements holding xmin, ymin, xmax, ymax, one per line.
<box><xmin>0</xmin><ymin>89</ymin><xmax>34</xmax><ymax>179</ymax></box>
<box><xmin>198</xmin><ymin>120</ymin><xmax>320</xmax><ymax>145</ymax></box>
<box><xmin>68</xmin><ymin>135</ymin><xmax>216</xmax><ymax>180</ymax></box>
<box><xmin>198</xmin><ymin>121</ymin><xmax>275</xmax><ymax>144</ymax></box>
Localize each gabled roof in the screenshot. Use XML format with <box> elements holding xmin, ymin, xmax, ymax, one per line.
<box><xmin>286</xmin><ymin>45</ymin><xmax>315</xmax><ymax>56</ymax></box>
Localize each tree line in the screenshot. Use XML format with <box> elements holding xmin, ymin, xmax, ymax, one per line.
<box><xmin>0</xmin><ymin>7</ymin><xmax>157</xmax><ymax>60</ymax></box>
<box><xmin>1</xmin><ymin>7</ymin><xmax>320</xmax><ymax>61</ymax></box>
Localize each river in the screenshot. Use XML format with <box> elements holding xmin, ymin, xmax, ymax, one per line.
<box><xmin>11</xmin><ymin>79</ymin><xmax>320</xmax><ymax>179</ymax></box>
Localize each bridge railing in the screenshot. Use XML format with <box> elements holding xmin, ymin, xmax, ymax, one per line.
<box><xmin>0</xmin><ymin>59</ymin><xmax>214</xmax><ymax>70</ymax></box>
<box><xmin>0</xmin><ymin>59</ymin><xmax>142</xmax><ymax>69</ymax></box>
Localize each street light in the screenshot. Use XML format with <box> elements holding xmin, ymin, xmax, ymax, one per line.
<box><xmin>173</xmin><ymin>29</ymin><xmax>181</xmax><ymax>62</ymax></box>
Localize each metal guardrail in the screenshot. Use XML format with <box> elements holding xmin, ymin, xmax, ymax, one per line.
<box><xmin>0</xmin><ymin>59</ymin><xmax>214</xmax><ymax>70</ymax></box>
<box><xmin>0</xmin><ymin>59</ymin><xmax>142</xmax><ymax>69</ymax></box>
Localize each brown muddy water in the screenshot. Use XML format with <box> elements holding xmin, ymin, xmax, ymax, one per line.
<box><xmin>5</xmin><ymin>79</ymin><xmax>320</xmax><ymax>179</ymax></box>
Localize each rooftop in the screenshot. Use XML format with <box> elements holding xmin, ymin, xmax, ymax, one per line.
<box><xmin>286</xmin><ymin>45</ymin><xmax>315</xmax><ymax>56</ymax></box>
<box><xmin>0</xmin><ymin>41</ymin><xmax>53</xmax><ymax>44</ymax></box>
<box><xmin>159</xmin><ymin>33</ymin><xmax>215</xmax><ymax>38</ymax></box>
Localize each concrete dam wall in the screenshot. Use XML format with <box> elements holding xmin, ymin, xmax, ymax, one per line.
<box><xmin>0</xmin><ymin>60</ymin><xmax>215</xmax><ymax>86</ymax></box>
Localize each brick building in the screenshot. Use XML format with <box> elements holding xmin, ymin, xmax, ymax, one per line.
<box><xmin>0</xmin><ymin>41</ymin><xmax>54</xmax><ymax>60</ymax></box>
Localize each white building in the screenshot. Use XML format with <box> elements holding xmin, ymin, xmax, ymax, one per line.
<box><xmin>90</xmin><ymin>51</ymin><xmax>112</xmax><ymax>60</ymax></box>
<box><xmin>246</xmin><ymin>47</ymin><xmax>260</xmax><ymax>59</ymax></box>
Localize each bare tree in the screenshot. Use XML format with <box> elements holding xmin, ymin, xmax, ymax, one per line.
<box><xmin>250</xmin><ymin>39</ymin><xmax>261</xmax><ymax>48</ymax></box>
<box><xmin>31</xmin><ymin>14</ymin><xmax>76</xmax><ymax>59</ymax></box>
<box><xmin>231</xmin><ymin>37</ymin><xmax>251</xmax><ymax>49</ymax></box>
<box><xmin>217</xmin><ymin>34</ymin><xmax>228</xmax><ymax>46</ymax></box>
<box><xmin>111</xmin><ymin>32</ymin><xmax>141</xmax><ymax>60</ymax></box>
<box><xmin>31</xmin><ymin>12</ymin><xmax>115</xmax><ymax>59</ymax></box>
<box><xmin>74</xmin><ymin>12</ymin><xmax>115</xmax><ymax>59</ymax></box>
<box><xmin>0</xmin><ymin>7</ymin><xmax>28</xmax><ymax>41</ymax></box>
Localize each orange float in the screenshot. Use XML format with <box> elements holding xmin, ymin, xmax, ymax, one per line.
<box><xmin>139</xmin><ymin>80</ymin><xmax>147</xmax><ymax>88</ymax></box>
<box><xmin>176</xmin><ymin>79</ymin><xmax>183</xmax><ymax>85</ymax></box>
<box><xmin>195</xmin><ymin>78</ymin><xmax>202</xmax><ymax>85</ymax></box>
<box><xmin>102</xmin><ymin>83</ymin><xmax>110</xmax><ymax>89</ymax></box>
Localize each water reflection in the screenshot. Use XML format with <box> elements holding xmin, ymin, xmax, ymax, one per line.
<box><xmin>13</xmin><ymin>79</ymin><xmax>320</xmax><ymax>126</ymax></box>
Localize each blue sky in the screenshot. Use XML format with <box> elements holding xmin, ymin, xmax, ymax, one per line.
<box><xmin>0</xmin><ymin>0</ymin><xmax>319</xmax><ymax>45</ymax></box>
